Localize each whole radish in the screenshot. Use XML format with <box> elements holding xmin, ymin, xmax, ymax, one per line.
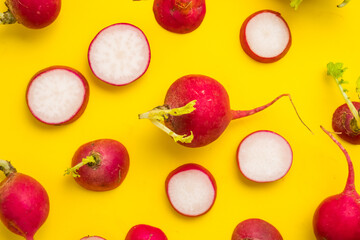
<box><xmin>327</xmin><ymin>62</ymin><xmax>360</xmax><ymax>144</ymax></box>
<box><xmin>0</xmin><ymin>0</ymin><xmax>61</xmax><ymax>28</ymax></box>
<box><xmin>65</xmin><ymin>139</ymin><xmax>130</xmax><ymax>191</ymax></box>
<box><xmin>152</xmin><ymin>0</ymin><xmax>206</xmax><ymax>34</ymax></box>
<box><xmin>125</xmin><ymin>224</ymin><xmax>168</xmax><ymax>240</ymax></box>
<box><xmin>313</xmin><ymin>126</ymin><xmax>360</xmax><ymax>240</ymax></box>
<box><xmin>0</xmin><ymin>160</ymin><xmax>49</xmax><ymax>240</ymax></box>
<box><xmin>139</xmin><ymin>74</ymin><xmax>310</xmax><ymax>148</ymax></box>
<box><xmin>232</xmin><ymin>218</ymin><xmax>283</xmax><ymax>240</ymax></box>
<box><xmin>290</xmin><ymin>0</ymin><xmax>350</xmax><ymax>9</ymax></box>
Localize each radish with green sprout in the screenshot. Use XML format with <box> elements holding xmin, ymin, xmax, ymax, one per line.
<box><xmin>139</xmin><ymin>74</ymin><xmax>310</xmax><ymax>148</ymax></box>
<box><xmin>240</xmin><ymin>10</ymin><xmax>291</xmax><ymax>63</ymax></box>
<box><xmin>65</xmin><ymin>139</ymin><xmax>130</xmax><ymax>191</ymax></box>
<box><xmin>125</xmin><ymin>224</ymin><xmax>168</xmax><ymax>240</ymax></box>
<box><xmin>0</xmin><ymin>160</ymin><xmax>49</xmax><ymax>240</ymax></box>
<box><xmin>152</xmin><ymin>0</ymin><xmax>206</xmax><ymax>34</ymax></box>
<box><xmin>327</xmin><ymin>62</ymin><xmax>360</xmax><ymax>144</ymax></box>
<box><xmin>0</xmin><ymin>0</ymin><xmax>61</xmax><ymax>28</ymax></box>
<box><xmin>232</xmin><ymin>218</ymin><xmax>283</xmax><ymax>240</ymax></box>
<box><xmin>26</xmin><ymin>66</ymin><xmax>89</xmax><ymax>125</ymax></box>
<box><xmin>165</xmin><ymin>163</ymin><xmax>216</xmax><ymax>217</ymax></box>
<box><xmin>81</xmin><ymin>237</ymin><xmax>106</xmax><ymax>240</ymax></box>
<box><xmin>313</xmin><ymin>126</ymin><xmax>360</xmax><ymax>240</ymax></box>
<box><xmin>88</xmin><ymin>23</ymin><xmax>151</xmax><ymax>86</ymax></box>
<box><xmin>290</xmin><ymin>0</ymin><xmax>350</xmax><ymax>9</ymax></box>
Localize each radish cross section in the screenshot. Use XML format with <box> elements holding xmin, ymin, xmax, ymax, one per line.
<box><xmin>237</xmin><ymin>131</ymin><xmax>293</xmax><ymax>182</ymax></box>
<box><xmin>88</xmin><ymin>23</ymin><xmax>151</xmax><ymax>86</ymax></box>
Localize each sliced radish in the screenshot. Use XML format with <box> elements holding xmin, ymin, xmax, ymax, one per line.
<box><xmin>240</xmin><ymin>10</ymin><xmax>291</xmax><ymax>63</ymax></box>
<box><xmin>80</xmin><ymin>236</ymin><xmax>106</xmax><ymax>240</ymax></box>
<box><xmin>88</xmin><ymin>23</ymin><xmax>151</xmax><ymax>86</ymax></box>
<box><xmin>165</xmin><ymin>163</ymin><xmax>216</xmax><ymax>217</ymax></box>
<box><xmin>26</xmin><ymin>66</ymin><xmax>89</xmax><ymax>125</ymax></box>
<box><xmin>237</xmin><ymin>130</ymin><xmax>293</xmax><ymax>182</ymax></box>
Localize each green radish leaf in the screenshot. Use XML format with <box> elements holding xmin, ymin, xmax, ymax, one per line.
<box><xmin>327</xmin><ymin>62</ymin><xmax>347</xmax><ymax>79</ymax></box>
<box><xmin>356</xmin><ymin>77</ymin><xmax>360</xmax><ymax>98</ymax></box>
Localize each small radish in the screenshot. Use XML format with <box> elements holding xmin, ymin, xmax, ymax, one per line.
<box><xmin>237</xmin><ymin>130</ymin><xmax>293</xmax><ymax>183</ymax></box>
<box><xmin>88</xmin><ymin>23</ymin><xmax>151</xmax><ymax>86</ymax></box>
<box><xmin>232</xmin><ymin>218</ymin><xmax>283</xmax><ymax>240</ymax></box>
<box><xmin>152</xmin><ymin>0</ymin><xmax>206</xmax><ymax>34</ymax></box>
<box><xmin>139</xmin><ymin>74</ymin><xmax>310</xmax><ymax>148</ymax></box>
<box><xmin>80</xmin><ymin>237</ymin><xmax>106</xmax><ymax>240</ymax></box>
<box><xmin>165</xmin><ymin>163</ymin><xmax>216</xmax><ymax>217</ymax></box>
<box><xmin>0</xmin><ymin>0</ymin><xmax>61</xmax><ymax>28</ymax></box>
<box><xmin>0</xmin><ymin>160</ymin><xmax>49</xmax><ymax>240</ymax></box>
<box><xmin>65</xmin><ymin>139</ymin><xmax>130</xmax><ymax>191</ymax></box>
<box><xmin>26</xmin><ymin>66</ymin><xmax>89</xmax><ymax>125</ymax></box>
<box><xmin>313</xmin><ymin>126</ymin><xmax>360</xmax><ymax>240</ymax></box>
<box><xmin>327</xmin><ymin>62</ymin><xmax>360</xmax><ymax>144</ymax></box>
<box><xmin>125</xmin><ymin>224</ymin><xmax>168</xmax><ymax>240</ymax></box>
<box><xmin>240</xmin><ymin>10</ymin><xmax>291</xmax><ymax>63</ymax></box>
<box><xmin>290</xmin><ymin>0</ymin><xmax>351</xmax><ymax>9</ymax></box>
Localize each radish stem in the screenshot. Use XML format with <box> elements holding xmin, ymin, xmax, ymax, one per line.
<box><xmin>0</xmin><ymin>160</ymin><xmax>16</xmax><ymax>176</ymax></box>
<box><xmin>290</xmin><ymin>0</ymin><xmax>303</xmax><ymax>10</ymax></box>
<box><xmin>64</xmin><ymin>156</ymin><xmax>96</xmax><ymax>178</ymax></box>
<box><xmin>0</xmin><ymin>10</ymin><xmax>16</xmax><ymax>25</ymax></box>
<box><xmin>338</xmin><ymin>0</ymin><xmax>351</xmax><ymax>7</ymax></box>
<box><xmin>151</xmin><ymin>119</ymin><xmax>194</xmax><ymax>143</ymax></box>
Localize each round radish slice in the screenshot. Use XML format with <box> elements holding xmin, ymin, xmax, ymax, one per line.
<box><xmin>240</xmin><ymin>10</ymin><xmax>291</xmax><ymax>63</ymax></box>
<box><xmin>88</xmin><ymin>23</ymin><xmax>151</xmax><ymax>86</ymax></box>
<box><xmin>165</xmin><ymin>163</ymin><xmax>216</xmax><ymax>217</ymax></box>
<box><xmin>80</xmin><ymin>237</ymin><xmax>106</xmax><ymax>240</ymax></box>
<box><xmin>237</xmin><ymin>130</ymin><xmax>293</xmax><ymax>182</ymax></box>
<box><xmin>26</xmin><ymin>66</ymin><xmax>89</xmax><ymax>125</ymax></box>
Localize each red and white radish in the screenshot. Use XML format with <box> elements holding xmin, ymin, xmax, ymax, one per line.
<box><xmin>0</xmin><ymin>0</ymin><xmax>61</xmax><ymax>28</ymax></box>
<box><xmin>65</xmin><ymin>139</ymin><xmax>130</xmax><ymax>191</ymax></box>
<box><xmin>240</xmin><ymin>10</ymin><xmax>291</xmax><ymax>63</ymax></box>
<box><xmin>237</xmin><ymin>130</ymin><xmax>293</xmax><ymax>182</ymax></box>
<box><xmin>139</xmin><ymin>74</ymin><xmax>310</xmax><ymax>148</ymax></box>
<box><xmin>327</xmin><ymin>62</ymin><xmax>360</xmax><ymax>144</ymax></box>
<box><xmin>165</xmin><ymin>163</ymin><xmax>216</xmax><ymax>217</ymax></box>
<box><xmin>88</xmin><ymin>23</ymin><xmax>151</xmax><ymax>86</ymax></box>
<box><xmin>80</xmin><ymin>237</ymin><xmax>106</xmax><ymax>240</ymax></box>
<box><xmin>232</xmin><ymin>218</ymin><xmax>283</xmax><ymax>240</ymax></box>
<box><xmin>0</xmin><ymin>160</ymin><xmax>49</xmax><ymax>240</ymax></box>
<box><xmin>26</xmin><ymin>66</ymin><xmax>89</xmax><ymax>125</ymax></box>
<box><xmin>152</xmin><ymin>0</ymin><xmax>206</xmax><ymax>34</ymax></box>
<box><xmin>125</xmin><ymin>224</ymin><xmax>168</xmax><ymax>240</ymax></box>
<box><xmin>313</xmin><ymin>126</ymin><xmax>360</xmax><ymax>240</ymax></box>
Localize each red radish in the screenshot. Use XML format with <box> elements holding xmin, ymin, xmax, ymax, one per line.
<box><xmin>327</xmin><ymin>62</ymin><xmax>360</xmax><ymax>144</ymax></box>
<box><xmin>232</xmin><ymin>218</ymin><xmax>283</xmax><ymax>240</ymax></box>
<box><xmin>313</xmin><ymin>126</ymin><xmax>360</xmax><ymax>240</ymax></box>
<box><xmin>139</xmin><ymin>74</ymin><xmax>310</xmax><ymax>148</ymax></box>
<box><xmin>0</xmin><ymin>160</ymin><xmax>49</xmax><ymax>240</ymax></box>
<box><xmin>65</xmin><ymin>139</ymin><xmax>130</xmax><ymax>191</ymax></box>
<box><xmin>26</xmin><ymin>66</ymin><xmax>89</xmax><ymax>125</ymax></box>
<box><xmin>152</xmin><ymin>0</ymin><xmax>206</xmax><ymax>34</ymax></box>
<box><xmin>125</xmin><ymin>224</ymin><xmax>168</xmax><ymax>240</ymax></box>
<box><xmin>240</xmin><ymin>10</ymin><xmax>291</xmax><ymax>63</ymax></box>
<box><xmin>237</xmin><ymin>130</ymin><xmax>293</xmax><ymax>182</ymax></box>
<box><xmin>80</xmin><ymin>237</ymin><xmax>106</xmax><ymax>240</ymax></box>
<box><xmin>0</xmin><ymin>0</ymin><xmax>61</xmax><ymax>28</ymax></box>
<box><xmin>88</xmin><ymin>23</ymin><xmax>151</xmax><ymax>86</ymax></box>
<box><xmin>165</xmin><ymin>163</ymin><xmax>216</xmax><ymax>217</ymax></box>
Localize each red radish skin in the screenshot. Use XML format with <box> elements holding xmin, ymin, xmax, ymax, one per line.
<box><xmin>0</xmin><ymin>160</ymin><xmax>49</xmax><ymax>240</ymax></box>
<box><xmin>88</xmin><ymin>23</ymin><xmax>151</xmax><ymax>86</ymax></box>
<box><xmin>153</xmin><ymin>0</ymin><xmax>206</xmax><ymax>34</ymax></box>
<box><xmin>26</xmin><ymin>66</ymin><xmax>89</xmax><ymax>125</ymax></box>
<box><xmin>80</xmin><ymin>236</ymin><xmax>106</xmax><ymax>240</ymax></box>
<box><xmin>237</xmin><ymin>130</ymin><xmax>293</xmax><ymax>183</ymax></box>
<box><xmin>165</xmin><ymin>163</ymin><xmax>216</xmax><ymax>217</ymax></box>
<box><xmin>240</xmin><ymin>10</ymin><xmax>291</xmax><ymax>63</ymax></box>
<box><xmin>232</xmin><ymin>218</ymin><xmax>283</xmax><ymax>240</ymax></box>
<box><xmin>125</xmin><ymin>224</ymin><xmax>168</xmax><ymax>240</ymax></box>
<box><xmin>313</xmin><ymin>126</ymin><xmax>360</xmax><ymax>240</ymax></box>
<box><xmin>0</xmin><ymin>0</ymin><xmax>61</xmax><ymax>28</ymax></box>
<box><xmin>139</xmin><ymin>74</ymin><xmax>309</xmax><ymax>148</ymax></box>
<box><xmin>332</xmin><ymin>102</ymin><xmax>360</xmax><ymax>144</ymax></box>
<box><xmin>66</xmin><ymin>139</ymin><xmax>130</xmax><ymax>191</ymax></box>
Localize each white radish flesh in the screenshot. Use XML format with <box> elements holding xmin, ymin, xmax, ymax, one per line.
<box><xmin>88</xmin><ymin>23</ymin><xmax>151</xmax><ymax>86</ymax></box>
<box><xmin>26</xmin><ymin>66</ymin><xmax>89</xmax><ymax>125</ymax></box>
<box><xmin>237</xmin><ymin>130</ymin><xmax>293</xmax><ymax>182</ymax></box>
<box><xmin>80</xmin><ymin>237</ymin><xmax>106</xmax><ymax>240</ymax></box>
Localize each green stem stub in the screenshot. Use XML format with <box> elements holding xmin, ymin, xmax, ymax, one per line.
<box><xmin>0</xmin><ymin>159</ymin><xmax>16</xmax><ymax>176</ymax></box>
<box><xmin>338</xmin><ymin>0</ymin><xmax>351</xmax><ymax>7</ymax></box>
<box><xmin>290</xmin><ymin>0</ymin><xmax>303</xmax><ymax>10</ymax></box>
<box><xmin>64</xmin><ymin>156</ymin><xmax>96</xmax><ymax>178</ymax></box>
<box><xmin>0</xmin><ymin>10</ymin><xmax>17</xmax><ymax>25</ymax></box>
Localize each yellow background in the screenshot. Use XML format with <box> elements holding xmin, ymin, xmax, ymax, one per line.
<box><xmin>1</xmin><ymin>0</ymin><xmax>360</xmax><ymax>239</ymax></box>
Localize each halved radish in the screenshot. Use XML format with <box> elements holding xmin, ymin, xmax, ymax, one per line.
<box><xmin>165</xmin><ymin>163</ymin><xmax>216</xmax><ymax>217</ymax></box>
<box><xmin>80</xmin><ymin>236</ymin><xmax>106</xmax><ymax>240</ymax></box>
<box><xmin>237</xmin><ymin>130</ymin><xmax>293</xmax><ymax>182</ymax></box>
<box><xmin>26</xmin><ymin>66</ymin><xmax>89</xmax><ymax>125</ymax></box>
<box><xmin>240</xmin><ymin>10</ymin><xmax>291</xmax><ymax>63</ymax></box>
<box><xmin>88</xmin><ymin>23</ymin><xmax>151</xmax><ymax>86</ymax></box>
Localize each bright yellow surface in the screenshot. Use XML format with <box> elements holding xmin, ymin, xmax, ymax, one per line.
<box><xmin>1</xmin><ymin>0</ymin><xmax>360</xmax><ymax>239</ymax></box>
